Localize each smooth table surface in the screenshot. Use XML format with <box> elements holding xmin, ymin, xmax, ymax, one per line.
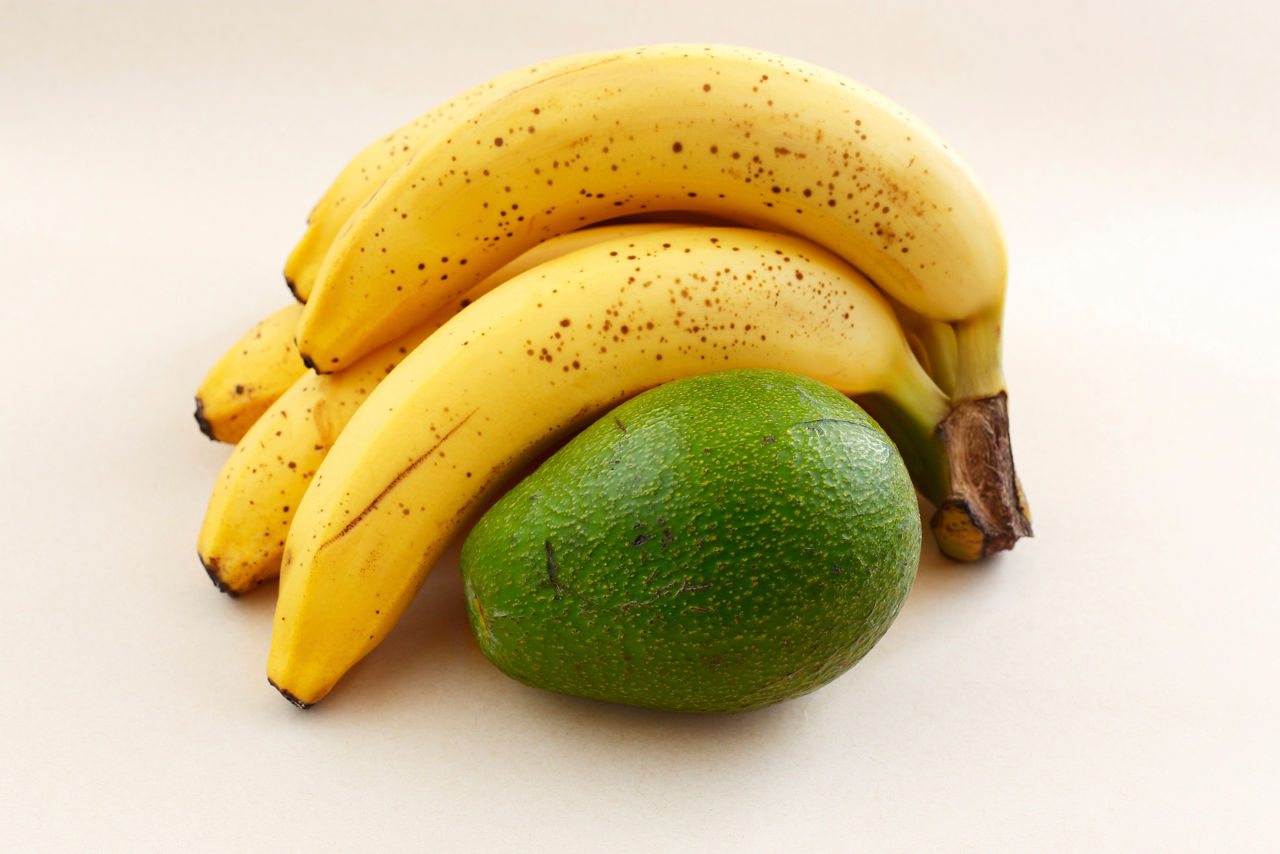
<box><xmin>2</xmin><ymin>1</ymin><xmax>1277</xmax><ymax>851</ymax></box>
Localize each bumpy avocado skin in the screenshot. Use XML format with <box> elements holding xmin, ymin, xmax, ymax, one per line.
<box><xmin>460</xmin><ymin>369</ymin><xmax>921</xmax><ymax>713</ymax></box>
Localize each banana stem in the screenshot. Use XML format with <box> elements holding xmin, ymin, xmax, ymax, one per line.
<box><xmin>863</xmin><ymin>350</ymin><xmax>1032</xmax><ymax>562</ymax></box>
<box><xmin>889</xmin><ymin>300</ymin><xmax>961</xmax><ymax>400</ymax></box>
<box><xmin>933</xmin><ymin>307</ymin><xmax>1032</xmax><ymax>559</ymax></box>
<box><xmin>918</xmin><ymin>323</ymin><xmax>960</xmax><ymax>400</ymax></box>
<box><xmin>930</xmin><ymin>392</ymin><xmax>1033</xmax><ymax>560</ymax></box>
<box><xmin>952</xmin><ymin>309</ymin><xmax>1007</xmax><ymax>401</ymax></box>
<box><xmin>855</xmin><ymin>358</ymin><xmax>952</xmax><ymax>507</ymax></box>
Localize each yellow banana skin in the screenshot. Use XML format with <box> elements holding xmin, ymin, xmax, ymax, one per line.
<box><xmin>268</xmin><ymin>227</ymin><xmax>950</xmax><ymax>706</ymax></box>
<box><xmin>198</xmin><ymin>328</ymin><xmax>432</xmax><ymax>596</ymax></box>
<box><xmin>194</xmin><ymin>303</ymin><xmax>307</xmax><ymax>444</ymax></box>
<box><xmin>200</xmin><ymin>224</ymin><xmax>684</xmax><ymax>595</ymax></box>
<box><xmin>283</xmin><ymin>50</ymin><xmax>618</xmax><ymax>301</ymax></box>
<box><xmin>298</xmin><ymin>43</ymin><xmax>1008</xmax><ymax>402</ymax></box>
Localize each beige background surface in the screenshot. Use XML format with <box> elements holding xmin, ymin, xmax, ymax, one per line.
<box><xmin>2</xmin><ymin>1</ymin><xmax>1277</xmax><ymax>851</ymax></box>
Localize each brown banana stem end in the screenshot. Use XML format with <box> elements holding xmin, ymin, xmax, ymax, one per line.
<box><xmin>930</xmin><ymin>392</ymin><xmax>1033</xmax><ymax>561</ymax></box>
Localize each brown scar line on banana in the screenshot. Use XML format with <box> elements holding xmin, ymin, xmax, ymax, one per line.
<box><xmin>316</xmin><ymin>409</ymin><xmax>478</xmax><ymax>551</ymax></box>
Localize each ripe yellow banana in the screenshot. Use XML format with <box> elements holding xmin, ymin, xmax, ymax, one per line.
<box><xmin>195</xmin><ymin>303</ymin><xmax>307</xmax><ymax>443</ymax></box>
<box><xmin>199</xmin><ymin>328</ymin><xmax>432</xmax><ymax>596</ymax></box>
<box><xmin>268</xmin><ymin>226</ymin><xmax>953</xmax><ymax>706</ymax></box>
<box><xmin>283</xmin><ymin>50</ymin><xmax>618</xmax><ymax>301</ymax></box>
<box><xmin>297</xmin><ymin>43</ymin><xmax>1007</xmax><ymax>404</ymax></box>
<box><xmin>200</xmin><ymin>223</ymin><xmax>685</xmax><ymax>595</ymax></box>
<box><xmin>298</xmin><ymin>43</ymin><xmax>1030</xmax><ymax>559</ymax></box>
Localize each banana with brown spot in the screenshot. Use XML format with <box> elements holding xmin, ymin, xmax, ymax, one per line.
<box><xmin>194</xmin><ymin>303</ymin><xmax>307</xmax><ymax>444</ymax></box>
<box><xmin>297</xmin><ymin>42</ymin><xmax>1008</xmax><ymax>407</ymax></box>
<box><xmin>268</xmin><ymin>226</ymin><xmax>954</xmax><ymax>706</ymax></box>
<box><xmin>283</xmin><ymin>49</ymin><xmax>624</xmax><ymax>301</ymax></box>
<box><xmin>296</xmin><ymin>44</ymin><xmax>1032</xmax><ymax>561</ymax></box>
<box><xmin>200</xmin><ymin>223</ymin><xmax>686</xmax><ymax>595</ymax></box>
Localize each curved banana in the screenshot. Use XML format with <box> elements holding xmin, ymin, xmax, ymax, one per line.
<box><xmin>198</xmin><ymin>329</ymin><xmax>432</xmax><ymax>596</ymax></box>
<box><xmin>283</xmin><ymin>50</ymin><xmax>618</xmax><ymax>301</ymax></box>
<box><xmin>195</xmin><ymin>303</ymin><xmax>307</xmax><ymax>443</ymax></box>
<box><xmin>200</xmin><ymin>223</ymin><xmax>685</xmax><ymax>595</ymax></box>
<box><xmin>267</xmin><ymin>227</ymin><xmax>952</xmax><ymax>706</ymax></box>
<box><xmin>297</xmin><ymin>43</ymin><xmax>1007</xmax><ymax>403</ymax></box>
<box><xmin>298</xmin><ymin>44</ymin><xmax>1030</xmax><ymax>559</ymax></box>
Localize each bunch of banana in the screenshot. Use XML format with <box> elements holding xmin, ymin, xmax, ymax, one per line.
<box><xmin>198</xmin><ymin>222</ymin><xmax>686</xmax><ymax>595</ymax></box>
<box><xmin>193</xmin><ymin>43</ymin><xmax>1031</xmax><ymax>707</ymax></box>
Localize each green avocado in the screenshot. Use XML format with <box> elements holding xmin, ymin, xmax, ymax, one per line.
<box><xmin>460</xmin><ymin>369</ymin><xmax>921</xmax><ymax>713</ymax></box>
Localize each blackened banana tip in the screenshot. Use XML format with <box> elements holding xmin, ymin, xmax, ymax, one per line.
<box><xmin>199</xmin><ymin>552</ymin><xmax>238</xmax><ymax>597</ymax></box>
<box><xmin>194</xmin><ymin>398</ymin><xmax>216</xmax><ymax>440</ymax></box>
<box><xmin>268</xmin><ymin>677</ymin><xmax>313</xmax><ymax>709</ymax></box>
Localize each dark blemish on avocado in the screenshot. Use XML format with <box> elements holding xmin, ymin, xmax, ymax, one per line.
<box><xmin>797</xmin><ymin>417</ymin><xmax>866</xmax><ymax>431</ymax></box>
<box><xmin>761</xmin><ymin>434</ymin><xmax>776</xmax><ymax>445</ymax></box>
<box><xmin>545</xmin><ymin>540</ymin><xmax>564</xmax><ymax>599</ymax></box>
<box><xmin>614</xmin><ymin>417</ymin><xmax>626</xmax><ymax>432</ymax></box>
<box><xmin>316</xmin><ymin>409</ymin><xmax>477</xmax><ymax>553</ymax></box>
<box><xmin>630</xmin><ymin>533</ymin><xmax>651</xmax><ymax>547</ymax></box>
